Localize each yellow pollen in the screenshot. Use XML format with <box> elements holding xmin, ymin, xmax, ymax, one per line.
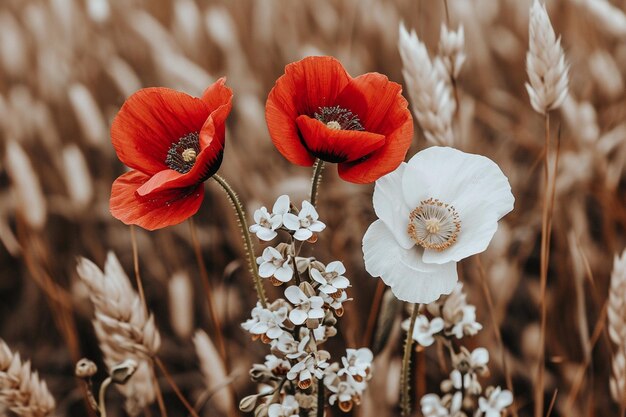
<box><xmin>326</xmin><ymin>120</ymin><xmax>342</xmax><ymax>130</ymax></box>
<box><xmin>407</xmin><ymin>198</ymin><xmax>461</xmax><ymax>251</ymax></box>
<box><xmin>182</xmin><ymin>148</ymin><xmax>197</xmax><ymax>163</ymax></box>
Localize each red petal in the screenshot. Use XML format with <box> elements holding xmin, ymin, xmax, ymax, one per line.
<box><xmin>200</xmin><ymin>78</ymin><xmax>232</xmax><ymax>154</ymax></box>
<box><xmin>295</xmin><ymin>115</ymin><xmax>385</xmax><ymax>163</ymax></box>
<box><xmin>336</xmin><ymin>73</ymin><xmax>414</xmax><ymax>183</ymax></box>
<box><xmin>110</xmin><ymin>170</ymin><xmax>204</xmax><ymax>230</ymax></box>
<box><xmin>265</xmin><ymin>56</ymin><xmax>351</xmax><ymax>166</ymax></box>
<box><xmin>336</xmin><ymin>73</ymin><xmax>408</xmax><ymax>134</ymax></box>
<box><xmin>111</xmin><ymin>88</ymin><xmax>210</xmax><ymax>175</ymax></box>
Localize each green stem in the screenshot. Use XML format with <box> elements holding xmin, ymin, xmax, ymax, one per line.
<box><xmin>310</xmin><ymin>159</ymin><xmax>325</xmax><ymax>207</ymax></box>
<box><xmin>98</xmin><ymin>377</ymin><xmax>113</xmax><ymax>417</ymax></box>
<box><xmin>401</xmin><ymin>304</ymin><xmax>420</xmax><ymax>417</ymax></box>
<box><xmin>212</xmin><ymin>174</ymin><xmax>268</xmax><ymax>308</ymax></box>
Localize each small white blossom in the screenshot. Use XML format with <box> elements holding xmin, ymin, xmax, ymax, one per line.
<box><xmin>257</xmin><ymin>247</ymin><xmax>294</xmax><ymax>284</ymax></box>
<box><xmin>313</xmin><ymin>323</ymin><xmax>337</xmax><ymax>343</ymax></box>
<box><xmin>339</xmin><ymin>348</ymin><xmax>373</xmax><ymax>382</ymax></box>
<box><xmin>311</xmin><ymin>261</ymin><xmax>350</xmax><ymax>297</ymax></box>
<box><xmin>450</xmin><ymin>305</ymin><xmax>482</xmax><ymax>339</ymax></box>
<box><xmin>478</xmin><ymin>387</ymin><xmax>513</xmax><ymax>417</ymax></box>
<box><xmin>441</xmin><ymin>369</ymin><xmax>481</xmax><ymax>396</ymax></box>
<box><xmin>284</xmin><ymin>285</ymin><xmax>325</xmax><ymax>325</ymax></box>
<box><xmin>420</xmin><ymin>392</ymin><xmax>463</xmax><ymax>417</ymax></box>
<box><xmin>283</xmin><ymin>200</ymin><xmax>326</xmax><ymax>241</ymax></box>
<box><xmin>427</xmin><ymin>283</ymin><xmax>483</xmax><ymax>338</ymax></box>
<box><xmin>264</xmin><ymin>354</ymin><xmax>291</xmax><ymax>375</ymax></box>
<box><xmin>249</xmin><ymin>195</ymin><xmax>290</xmax><ymax>241</ymax></box>
<box><xmin>321</xmin><ymin>290</ymin><xmax>350</xmax><ymax>315</ymax></box>
<box><xmin>403</xmin><ymin>315</ymin><xmax>445</xmax><ymax>347</ymax></box>
<box><xmin>325</xmin><ymin>372</ymin><xmax>367</xmax><ymax>413</ymax></box>
<box><xmin>272</xmin><ymin>332</ymin><xmax>300</xmax><ymax>358</ymax></box>
<box><xmin>268</xmin><ymin>395</ymin><xmax>299</xmax><ymax>417</ymax></box>
<box><xmin>242</xmin><ymin>302</ymin><xmax>288</xmax><ymax>342</ymax></box>
<box><xmin>287</xmin><ymin>353</ymin><xmax>329</xmax><ymax>389</ymax></box>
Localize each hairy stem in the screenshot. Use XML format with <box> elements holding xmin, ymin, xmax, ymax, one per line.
<box><xmin>310</xmin><ymin>159</ymin><xmax>325</xmax><ymax>207</ymax></box>
<box><xmin>213</xmin><ymin>174</ymin><xmax>268</xmax><ymax>308</ymax></box>
<box><xmin>401</xmin><ymin>303</ymin><xmax>420</xmax><ymax>417</ymax></box>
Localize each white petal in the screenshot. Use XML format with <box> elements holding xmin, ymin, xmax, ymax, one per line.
<box><xmin>429</xmin><ymin>317</ymin><xmax>445</xmax><ymax>333</ymax></box>
<box><xmin>266</xmin><ymin>326</ymin><xmax>283</xmax><ymax>339</ymax></box>
<box><xmin>299</xmin><ymin>369</ymin><xmax>312</xmax><ymax>382</ymax></box>
<box><xmin>283</xmin><ymin>213</ymin><xmax>301</xmax><ymax>231</ymax></box>
<box><xmin>253</xmin><ymin>208</ymin><xmax>265</xmax><ymax>224</ymax></box>
<box><xmin>256</xmin><ymin>228</ymin><xmax>277</xmax><ymax>241</ymax></box>
<box><xmin>273</xmin><ymin>194</ymin><xmax>290</xmax><ymax>215</ymax></box>
<box><xmin>294</xmin><ymin>229</ymin><xmax>313</xmax><ymax>241</ymax></box>
<box><xmin>301</xmin><ymin>201</ymin><xmax>318</xmax><ymax>220</ymax></box>
<box><xmin>267</xmin><ymin>246</ymin><xmax>283</xmax><ymax>259</ymax></box>
<box><xmin>275</xmin><ymin>265</ymin><xmax>293</xmax><ymax>282</ymax></box>
<box><xmin>326</xmin><ymin>261</ymin><xmax>345</xmax><ymax>275</ymax></box>
<box><xmin>471</xmin><ymin>347</ymin><xmax>489</xmax><ymax>366</ymax></box>
<box><xmin>289</xmin><ymin>308</ymin><xmax>307</xmax><ymax>325</ymax></box>
<box><xmin>319</xmin><ymin>284</ymin><xmax>336</xmax><ymax>294</ymax></box>
<box><xmin>331</xmin><ymin>276</ymin><xmax>350</xmax><ymax>289</ymax></box>
<box><xmin>308</xmin><ymin>221</ymin><xmax>325</xmax><ymax>232</ymax></box>
<box><xmin>284</xmin><ymin>286</ymin><xmax>305</xmax><ymax>305</ymax></box>
<box><xmin>363</xmin><ymin>220</ymin><xmax>458</xmax><ymax>304</ymax></box>
<box><xmin>269</xmin><ymin>215</ymin><xmax>283</xmax><ymax>229</ymax></box>
<box><xmin>309</xmin><ymin>296</ymin><xmax>324</xmax><ymax>309</ymax></box>
<box><xmin>374</xmin><ymin>164</ymin><xmax>415</xmax><ymax>250</ymax></box>
<box><xmin>308</xmin><ymin>308</ymin><xmax>324</xmax><ymax>319</ymax></box>
<box><xmin>310</xmin><ymin>268</ymin><xmax>327</xmax><ymax>285</ymax></box>
<box><xmin>259</xmin><ymin>262</ymin><xmax>277</xmax><ymax>278</ymax></box>
<box><xmin>495</xmin><ymin>390</ymin><xmax>513</xmax><ymax>409</ymax></box>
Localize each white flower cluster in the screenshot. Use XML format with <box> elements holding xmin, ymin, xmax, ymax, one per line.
<box><xmin>250</xmin><ymin>195</ymin><xmax>326</xmax><ymax>242</ymax></box>
<box><xmin>402</xmin><ymin>283</ymin><xmax>482</xmax><ymax>347</ymax></box>
<box><xmin>242</xmin><ymin>195</ymin><xmax>371</xmax><ymax>415</ymax></box>
<box><xmin>422</xmin><ymin>347</ymin><xmax>512</xmax><ymax>417</ymax></box>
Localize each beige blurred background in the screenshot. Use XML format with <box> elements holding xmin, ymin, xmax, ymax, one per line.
<box><xmin>1</xmin><ymin>0</ymin><xmax>626</xmax><ymax>416</ymax></box>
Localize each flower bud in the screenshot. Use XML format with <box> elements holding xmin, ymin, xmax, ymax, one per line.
<box><xmin>75</xmin><ymin>358</ymin><xmax>98</xmax><ymax>378</ymax></box>
<box><xmin>239</xmin><ymin>395</ymin><xmax>258</xmax><ymax>412</ymax></box>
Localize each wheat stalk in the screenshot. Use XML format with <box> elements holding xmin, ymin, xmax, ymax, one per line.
<box><xmin>0</xmin><ymin>339</ymin><xmax>55</xmax><ymax>417</ymax></box>
<box><xmin>76</xmin><ymin>252</ymin><xmax>161</xmax><ymax>416</ymax></box>
<box><xmin>609</xmin><ymin>250</ymin><xmax>626</xmax><ymax>410</ymax></box>
<box><xmin>398</xmin><ymin>23</ymin><xmax>455</xmax><ymax>146</ymax></box>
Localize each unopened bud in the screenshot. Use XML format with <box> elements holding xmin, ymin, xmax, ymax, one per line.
<box><xmin>239</xmin><ymin>395</ymin><xmax>258</xmax><ymax>412</ymax></box>
<box><xmin>75</xmin><ymin>358</ymin><xmax>97</xmax><ymax>378</ymax></box>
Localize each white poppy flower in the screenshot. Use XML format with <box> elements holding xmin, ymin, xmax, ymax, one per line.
<box><xmin>283</xmin><ymin>200</ymin><xmax>326</xmax><ymax>241</ymax></box>
<box><xmin>363</xmin><ymin>147</ymin><xmax>514</xmax><ymax>303</ymax></box>
<box><xmin>257</xmin><ymin>247</ymin><xmax>294</xmax><ymax>285</ymax></box>
<box><xmin>284</xmin><ymin>286</ymin><xmax>325</xmax><ymax>325</ymax></box>
<box><xmin>249</xmin><ymin>195</ymin><xmax>290</xmax><ymax>241</ymax></box>
<box><xmin>268</xmin><ymin>395</ymin><xmax>299</xmax><ymax>417</ymax></box>
<box><xmin>403</xmin><ymin>315</ymin><xmax>445</xmax><ymax>347</ymax></box>
<box><xmin>478</xmin><ymin>387</ymin><xmax>513</xmax><ymax>417</ymax></box>
<box><xmin>311</xmin><ymin>261</ymin><xmax>350</xmax><ymax>297</ymax></box>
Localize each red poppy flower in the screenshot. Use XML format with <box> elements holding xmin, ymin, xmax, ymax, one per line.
<box><xmin>265</xmin><ymin>56</ymin><xmax>414</xmax><ymax>184</ymax></box>
<box><xmin>109</xmin><ymin>78</ymin><xmax>232</xmax><ymax>230</ymax></box>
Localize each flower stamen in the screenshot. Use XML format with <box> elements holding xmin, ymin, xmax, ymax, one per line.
<box><xmin>314</xmin><ymin>105</ymin><xmax>365</xmax><ymax>131</ymax></box>
<box><xmin>407</xmin><ymin>198</ymin><xmax>460</xmax><ymax>251</ymax></box>
<box><xmin>165</xmin><ymin>132</ymin><xmax>200</xmax><ymax>174</ymax></box>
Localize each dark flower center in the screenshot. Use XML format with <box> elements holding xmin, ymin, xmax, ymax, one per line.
<box><xmin>314</xmin><ymin>106</ymin><xmax>365</xmax><ymax>131</ymax></box>
<box><xmin>165</xmin><ymin>132</ymin><xmax>200</xmax><ymax>174</ymax></box>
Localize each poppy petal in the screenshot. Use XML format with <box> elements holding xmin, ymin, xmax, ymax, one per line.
<box><xmin>111</xmin><ymin>88</ymin><xmax>210</xmax><ymax>175</ymax></box>
<box><xmin>110</xmin><ymin>170</ymin><xmax>204</xmax><ymax>230</ymax></box>
<box><xmin>199</xmin><ymin>77</ymin><xmax>233</xmax><ymax>151</ymax></box>
<box><xmin>336</xmin><ymin>74</ymin><xmax>413</xmax><ymax>183</ymax></box>
<box><xmin>295</xmin><ymin>115</ymin><xmax>385</xmax><ymax>163</ymax></box>
<box><xmin>266</xmin><ymin>56</ymin><xmax>351</xmax><ymax>166</ymax></box>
